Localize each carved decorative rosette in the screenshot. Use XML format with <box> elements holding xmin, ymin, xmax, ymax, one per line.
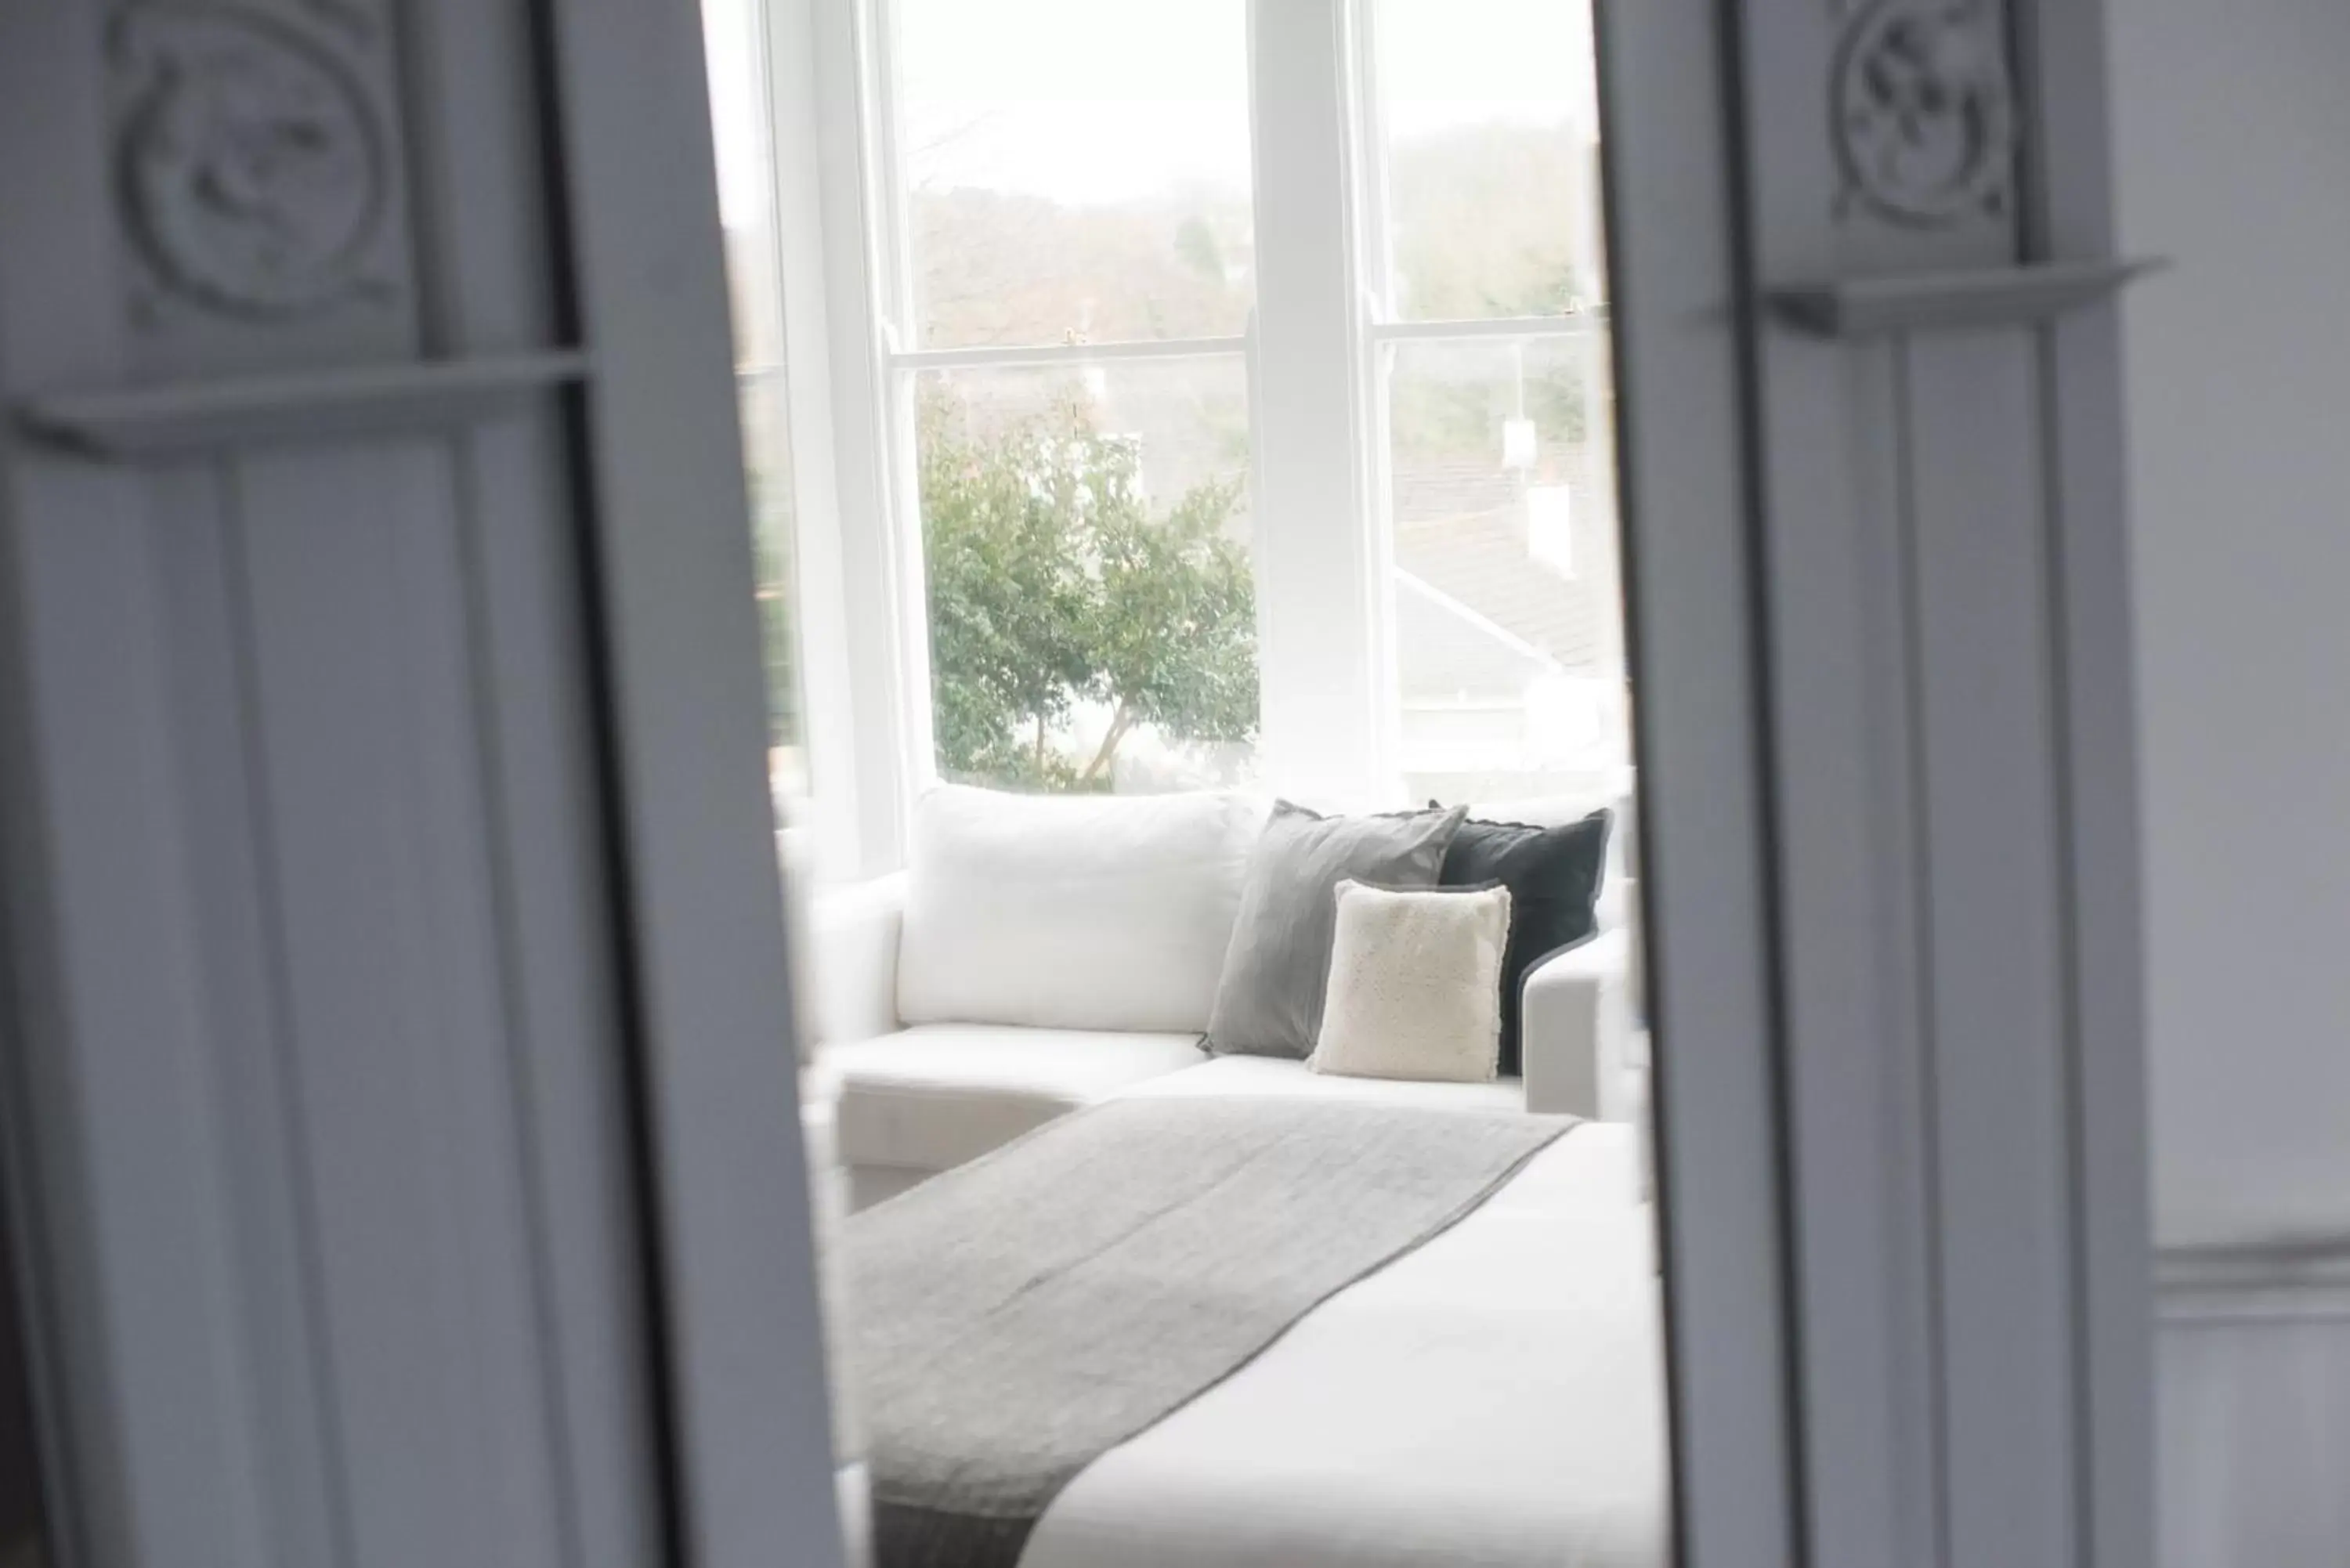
<box><xmin>110</xmin><ymin>2</ymin><xmax>391</xmax><ymax>320</ymax></box>
<box><xmin>1831</xmin><ymin>0</ymin><xmax>2017</xmax><ymax>229</ymax></box>
<box><xmin>103</xmin><ymin>0</ymin><xmax>418</xmax><ymax>369</ymax></box>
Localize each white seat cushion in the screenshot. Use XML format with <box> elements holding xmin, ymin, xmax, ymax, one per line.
<box><xmin>896</xmin><ymin>785</ymin><xmax>1264</xmax><ymax>1034</ymax></box>
<box><xmin>825</xmin><ymin>1024</ymin><xmax>1210</xmax><ymax>1172</ymax></box>
<box><xmin>1111</xmin><ymin>1053</ymin><xmax>1529</xmax><ymax>1115</ymax></box>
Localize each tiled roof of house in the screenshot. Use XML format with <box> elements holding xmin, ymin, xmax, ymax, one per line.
<box><xmin>1390</xmin><ymin>453</ymin><xmax>1622</xmax><ymax>699</ymax></box>
<box><xmin>1394</xmin><ymin>574</ymin><xmax>1556</xmax><ymax>700</ymax></box>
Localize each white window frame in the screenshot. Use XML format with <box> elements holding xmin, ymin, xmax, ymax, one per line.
<box><xmin>743</xmin><ymin>0</ymin><xmax>932</xmax><ymax>880</ymax></box>
<box><xmin>1245</xmin><ymin>0</ymin><xmax>1391</xmax><ymax>800</ymax></box>
<box><xmin>866</xmin><ymin>0</ymin><xmax>1260</xmax><ymax>803</ymax></box>
<box><xmin>764</xmin><ymin>0</ymin><xmax>1624</xmax><ymax>868</ymax></box>
<box><xmin>1348</xmin><ymin>0</ymin><xmax>1618</xmax><ymax>795</ymax></box>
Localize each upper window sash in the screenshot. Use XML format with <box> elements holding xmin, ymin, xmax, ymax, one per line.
<box><xmin>840</xmin><ymin>0</ymin><xmax>1422</xmax><ymax>808</ymax></box>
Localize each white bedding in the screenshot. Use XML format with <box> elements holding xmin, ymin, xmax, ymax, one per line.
<box><xmin>1010</xmin><ymin>1060</ymin><xmax>1672</xmax><ymax>1568</ymax></box>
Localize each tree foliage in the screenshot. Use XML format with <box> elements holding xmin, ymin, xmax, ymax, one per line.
<box><xmin>920</xmin><ymin>386</ymin><xmax>1258</xmax><ymax>789</ymax></box>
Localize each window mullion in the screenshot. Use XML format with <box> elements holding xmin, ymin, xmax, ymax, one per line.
<box><xmin>1248</xmin><ymin>0</ymin><xmax>1391</xmax><ymax>801</ymax></box>
<box><xmin>862</xmin><ymin>0</ymin><xmax>918</xmax><ymax>342</ymax></box>
<box><xmin>797</xmin><ymin>0</ymin><xmax>923</xmax><ymax>874</ymax></box>
<box><xmin>1351</xmin><ymin>0</ymin><xmax>1397</xmax><ymax>323</ymax></box>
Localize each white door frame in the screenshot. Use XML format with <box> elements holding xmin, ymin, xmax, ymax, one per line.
<box><xmin>555</xmin><ymin>0</ymin><xmax>2154</xmax><ymax>1562</ymax></box>
<box><xmin>549</xmin><ymin>0</ymin><xmax>1810</xmax><ymax>1557</ymax></box>
<box><xmin>1593</xmin><ymin>0</ymin><xmax>1803</xmax><ymax>1559</ymax></box>
<box><xmin>541</xmin><ymin>0</ymin><xmax>848</xmax><ymax>1563</ymax></box>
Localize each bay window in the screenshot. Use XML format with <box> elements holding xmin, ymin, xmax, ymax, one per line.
<box><xmin>710</xmin><ymin>0</ymin><xmax>1627</xmax><ymax>873</ymax></box>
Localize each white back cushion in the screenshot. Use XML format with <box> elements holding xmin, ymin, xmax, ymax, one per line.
<box><xmin>896</xmin><ymin>786</ymin><xmax>1263</xmax><ymax>1033</ymax></box>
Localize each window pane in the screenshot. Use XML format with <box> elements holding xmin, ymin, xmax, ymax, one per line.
<box><xmin>1370</xmin><ymin>0</ymin><xmax>1606</xmax><ymax>322</ymax></box>
<box><xmin>702</xmin><ymin>0</ymin><xmax>810</xmax><ymax>811</ymax></box>
<box><xmin>895</xmin><ymin>0</ymin><xmax>1254</xmax><ymax>349</ymax></box>
<box><xmin>1386</xmin><ymin>333</ymin><xmax>1630</xmax><ymax>802</ymax></box>
<box><xmin>913</xmin><ymin>357</ymin><xmax>1257</xmax><ymax>793</ymax></box>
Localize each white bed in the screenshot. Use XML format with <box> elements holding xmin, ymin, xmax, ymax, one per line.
<box><xmin>997</xmin><ymin>1058</ymin><xmax>1673</xmax><ymax>1568</ymax></box>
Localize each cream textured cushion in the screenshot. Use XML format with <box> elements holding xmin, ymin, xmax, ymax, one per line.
<box><xmin>1309</xmin><ymin>880</ymin><xmax>1512</xmax><ymax>1084</ymax></box>
<box><xmin>896</xmin><ymin>784</ymin><xmax>1263</xmax><ymax>1034</ymax></box>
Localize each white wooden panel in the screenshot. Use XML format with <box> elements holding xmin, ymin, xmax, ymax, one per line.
<box><xmin>457</xmin><ymin>409</ymin><xmax>660</xmax><ymax>1568</ymax></box>
<box><xmin>1901</xmin><ymin>329</ymin><xmax>2077</xmax><ymax>1568</ymax></box>
<box><xmin>1734</xmin><ymin>9</ymin><xmax>1949</xmax><ymax>1563</ymax></box>
<box><xmin>394</xmin><ymin>4</ymin><xmax>657</xmax><ymax>1559</ymax></box>
<box><xmin>1729</xmin><ymin>0</ymin><xmax>2156</xmax><ymax>1557</ymax></box>
<box><xmin>0</xmin><ymin>471</ymin><xmax>280</xmax><ymax>1568</ymax></box>
<box><xmin>1845</xmin><ymin>338</ymin><xmax>1949</xmax><ymax>1568</ymax></box>
<box><xmin>1723</xmin><ymin>2</ymin><xmax>2142</xmax><ymax>1560</ymax></box>
<box><xmin>233</xmin><ymin>438</ymin><xmax>566</xmax><ymax>1568</ymax></box>
<box><xmin>1769</xmin><ymin>331</ymin><xmax>1944</xmax><ymax>1568</ymax></box>
<box><xmin>150</xmin><ymin>464</ymin><xmax>343</xmax><ymax>1568</ymax></box>
<box><xmin>0</xmin><ymin>6</ymin><xmax>282</xmax><ymax>1563</ymax></box>
<box><xmin>2157</xmin><ymin>1290</ymin><xmax>2350</xmax><ymax>1568</ymax></box>
<box><xmin>5</xmin><ymin>419</ymin><xmax>652</xmax><ymax>1568</ymax></box>
<box><xmin>398</xmin><ymin>0</ymin><xmax>559</xmax><ymax>354</ymax></box>
<box><xmin>2012</xmin><ymin>5</ymin><xmax>2158</xmax><ymax>1558</ymax></box>
<box><xmin>0</xmin><ymin>2</ymin><xmax>667</xmax><ymax>1566</ymax></box>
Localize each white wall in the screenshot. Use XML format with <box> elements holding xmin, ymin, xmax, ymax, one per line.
<box><xmin>2110</xmin><ymin>0</ymin><xmax>2350</xmax><ymax>1248</ymax></box>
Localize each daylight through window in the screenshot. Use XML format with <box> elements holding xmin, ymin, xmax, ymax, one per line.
<box><xmin>706</xmin><ymin>0</ymin><xmax>1630</xmax><ymax>845</ymax></box>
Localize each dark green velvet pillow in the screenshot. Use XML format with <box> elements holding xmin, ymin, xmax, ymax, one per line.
<box><xmin>1437</xmin><ymin>809</ymin><xmax>1613</xmax><ymax>1077</ymax></box>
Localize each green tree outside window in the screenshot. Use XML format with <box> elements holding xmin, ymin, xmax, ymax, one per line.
<box><xmin>920</xmin><ymin>385</ymin><xmax>1258</xmax><ymax>791</ymax></box>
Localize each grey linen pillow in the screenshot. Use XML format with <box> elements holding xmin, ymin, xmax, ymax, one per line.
<box><xmin>1205</xmin><ymin>801</ymin><xmax>1469</xmax><ymax>1058</ymax></box>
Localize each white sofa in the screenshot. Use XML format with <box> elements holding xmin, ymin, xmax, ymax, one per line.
<box><xmin>801</xmin><ymin>789</ymin><xmax>1645</xmax><ymax>1212</ymax></box>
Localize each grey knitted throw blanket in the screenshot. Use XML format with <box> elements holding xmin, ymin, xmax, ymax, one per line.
<box><xmin>846</xmin><ymin>1093</ymin><xmax>1576</xmax><ymax>1568</ymax></box>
